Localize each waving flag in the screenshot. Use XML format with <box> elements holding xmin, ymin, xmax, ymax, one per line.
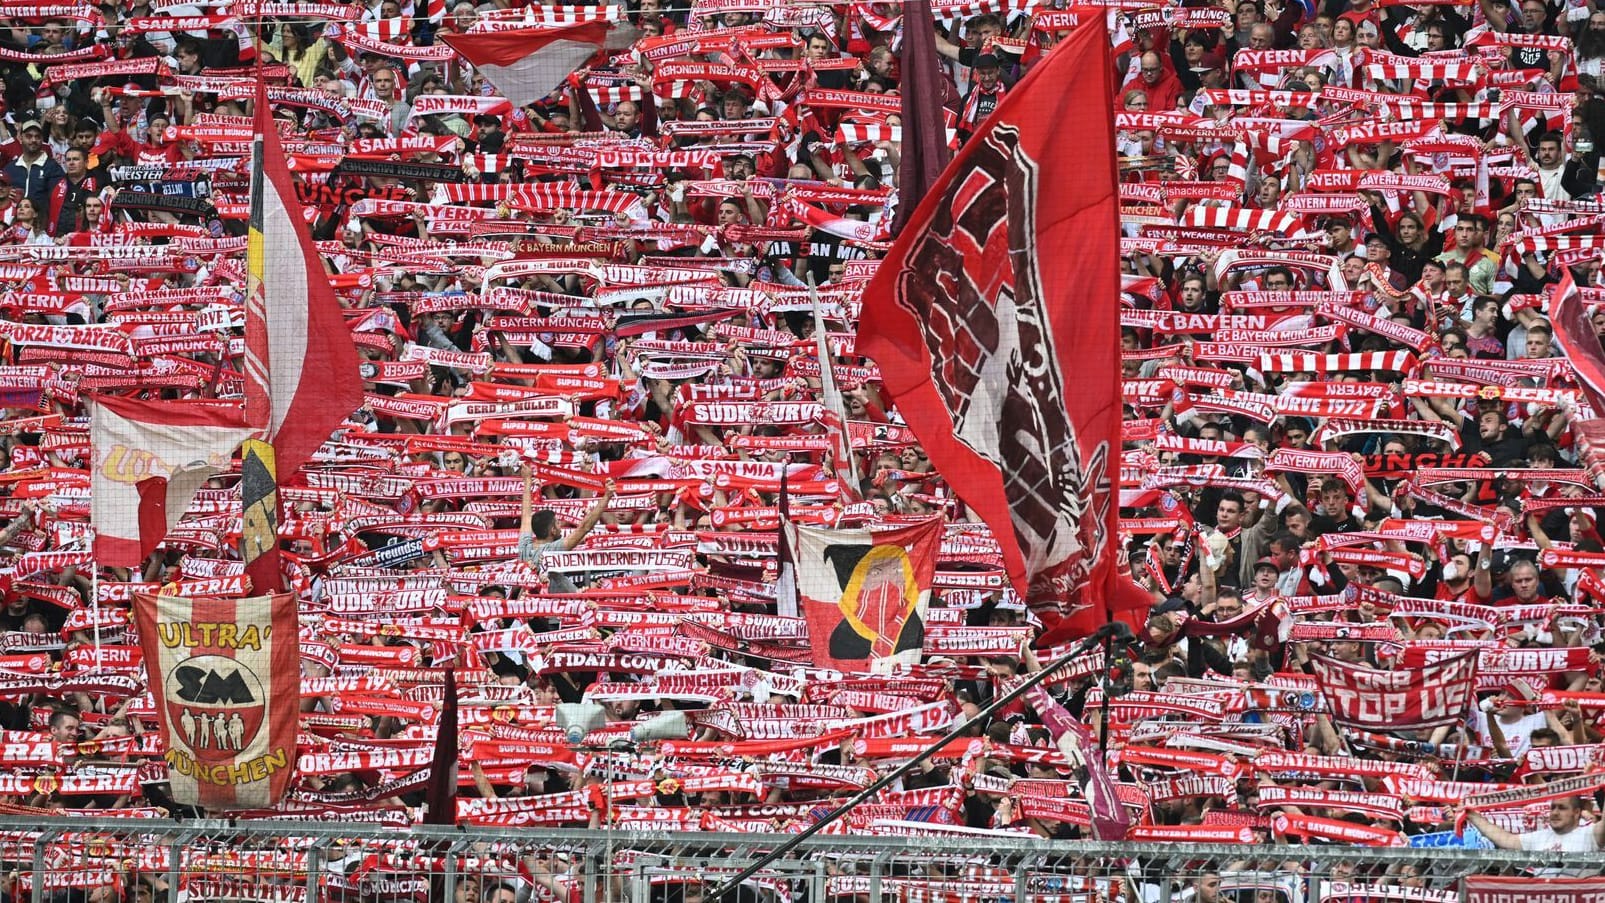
<box><xmin>440</xmin><ymin>24</ymin><xmax>608</xmax><ymax>109</ymax></box>
<box><xmin>89</xmin><ymin>395</ymin><xmax>252</xmax><ymax>567</ymax></box>
<box><xmin>794</xmin><ymin>517</ymin><xmax>940</xmax><ymax>672</ymax></box>
<box><xmin>892</xmin><ymin>0</ymin><xmax>954</xmax><ymax>236</ymax></box>
<box><xmin>858</xmin><ymin>22</ymin><xmax>1150</xmax><ymax>644</ymax></box>
<box><xmin>1550</xmin><ymin>269</ymin><xmax>1605</xmax><ymax>415</ymax></box>
<box><xmin>243</xmin><ymin>82</ymin><xmax>364</xmax><ymax>591</ymax></box>
<box><xmin>243</xmin><ymin>84</ymin><xmax>364</xmax><ymax>489</ymax></box>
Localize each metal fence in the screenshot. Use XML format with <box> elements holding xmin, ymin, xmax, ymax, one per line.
<box><xmin>2</xmin><ymin>818</ymin><xmax>1600</xmax><ymax>903</ymax></box>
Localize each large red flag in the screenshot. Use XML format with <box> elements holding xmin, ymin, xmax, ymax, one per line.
<box><xmin>244</xmin><ymin>84</ymin><xmax>364</xmax><ymax>482</ymax></box>
<box><xmin>858</xmin><ymin>22</ymin><xmax>1148</xmax><ymax>644</ymax></box>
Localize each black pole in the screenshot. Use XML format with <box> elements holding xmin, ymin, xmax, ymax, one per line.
<box><xmin>1098</xmin><ymin>632</ymin><xmax>1115</xmax><ymax>756</ymax></box>
<box><xmin>704</xmin><ymin>621</ymin><xmax>1134</xmax><ymax>900</ymax></box>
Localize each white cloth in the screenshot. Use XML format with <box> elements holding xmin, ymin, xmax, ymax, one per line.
<box><xmin>1520</xmin><ymin>825</ymin><xmax>1601</xmax><ymax>853</ymax></box>
<box><xmin>1476</xmin><ymin>710</ymin><xmax>1548</xmax><ymax>757</ymax></box>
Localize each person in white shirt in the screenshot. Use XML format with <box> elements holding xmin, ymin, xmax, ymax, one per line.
<box><xmin>1456</xmin><ymin>796</ymin><xmax>1604</xmax><ymax>852</ymax></box>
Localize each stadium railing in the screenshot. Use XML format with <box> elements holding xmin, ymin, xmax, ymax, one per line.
<box><xmin>1</xmin><ymin>818</ymin><xmax>1597</xmax><ymax>903</ymax></box>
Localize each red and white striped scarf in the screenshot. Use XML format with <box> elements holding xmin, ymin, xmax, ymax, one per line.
<box><xmin>1180</xmin><ymin>205</ymin><xmax>1301</xmax><ymax>236</ymax></box>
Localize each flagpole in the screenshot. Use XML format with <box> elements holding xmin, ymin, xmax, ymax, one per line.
<box><xmin>804</xmin><ymin>273</ymin><xmax>861</xmax><ymax>497</ymax></box>
<box><xmin>90</xmin><ymin>564</ymin><xmax>101</xmax><ymax>667</ymax></box>
<box><xmin>774</xmin><ymin>464</ymin><xmax>798</xmax><ymax>618</ymax></box>
<box><xmin>704</xmin><ymin>622</ymin><xmax>1134</xmax><ymax>901</ymax></box>
<box><xmin>240</xmin><ymin>73</ymin><xmax>283</xmax><ymax>595</ymax></box>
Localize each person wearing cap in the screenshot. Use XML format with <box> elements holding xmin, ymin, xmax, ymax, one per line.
<box><xmin>957</xmin><ymin>52</ymin><xmax>1008</xmax><ymax>143</ymax></box>
<box><xmin>2</xmin><ymin>119</ymin><xmax>61</xmax><ymax>214</ymax></box>
<box><xmin>1359</xmin><ymin>231</ymin><xmax>1408</xmax><ymax>291</ymax></box>
<box><xmin>1247</xmin><ymin>557</ymin><xmax>1282</xmax><ymax>604</ymax></box>
<box><xmin>1173</xmin><ymin>32</ymin><xmax>1213</xmax><ymax>91</ymax></box>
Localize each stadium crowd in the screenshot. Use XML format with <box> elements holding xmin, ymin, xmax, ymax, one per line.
<box><xmin>3</xmin><ymin>0</ymin><xmax>1605</xmax><ymax>895</ymax></box>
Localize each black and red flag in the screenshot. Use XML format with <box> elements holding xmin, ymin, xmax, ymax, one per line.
<box><xmin>859</xmin><ymin>22</ymin><xmax>1150</xmax><ymax>644</ymax></box>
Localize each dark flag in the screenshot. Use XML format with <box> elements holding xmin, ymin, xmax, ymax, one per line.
<box><xmin>424</xmin><ymin>668</ymin><xmax>459</xmax><ymax>825</ymax></box>
<box><xmin>891</xmin><ymin>0</ymin><xmax>954</xmax><ymax>236</ymax></box>
<box><xmin>859</xmin><ymin>22</ymin><xmax>1150</xmax><ymax>645</ymax></box>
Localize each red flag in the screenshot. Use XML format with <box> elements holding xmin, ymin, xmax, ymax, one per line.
<box><xmin>793</xmin><ymin>517</ymin><xmax>940</xmax><ymax>672</ymax></box>
<box><xmin>858</xmin><ymin>23</ymin><xmax>1148</xmax><ymax>644</ymax></box>
<box><xmin>1549</xmin><ymin>268</ymin><xmax>1605</xmax><ymax>415</ymax></box>
<box><xmin>133</xmin><ymin>592</ymin><xmax>299</xmax><ymax>810</ymax></box>
<box><xmin>440</xmin><ymin>24</ymin><xmax>608</xmax><ymax>109</ymax></box>
<box><xmin>135</xmin><ymin>477</ymin><xmax>169</xmax><ymax>561</ymax></box>
<box><xmin>244</xmin><ymin>84</ymin><xmax>364</xmax><ymax>481</ymax></box>
<box><xmin>89</xmin><ymin>395</ymin><xmax>252</xmax><ymax>567</ymax></box>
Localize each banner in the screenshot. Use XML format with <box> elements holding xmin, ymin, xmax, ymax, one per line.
<box><xmin>1310</xmin><ymin>651</ymin><xmax>1478</xmax><ymax>729</ymax></box>
<box><xmin>794</xmin><ymin>517</ymin><xmax>940</xmax><ymax>673</ymax></box>
<box><xmin>857</xmin><ymin>21</ymin><xmax>1147</xmax><ymax>644</ymax></box>
<box><xmin>133</xmin><ymin>592</ymin><xmax>299</xmax><ymax>810</ymax></box>
<box><xmin>1464</xmin><ymin>877</ymin><xmax>1605</xmax><ymax>903</ymax></box>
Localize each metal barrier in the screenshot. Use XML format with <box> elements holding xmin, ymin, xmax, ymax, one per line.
<box><xmin>1</xmin><ymin>818</ymin><xmax>1600</xmax><ymax>903</ymax></box>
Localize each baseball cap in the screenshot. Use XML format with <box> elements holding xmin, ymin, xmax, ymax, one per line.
<box><xmin>16</xmin><ymin>120</ymin><xmax>40</xmax><ymax>134</ymax></box>
<box><xmin>974</xmin><ymin>52</ymin><xmax>1001</xmax><ymax>69</ymax></box>
<box><xmin>1254</xmin><ymin>557</ymin><xmax>1279</xmax><ymax>572</ymax></box>
<box><xmin>1190</xmin><ymin>49</ymin><xmax>1225</xmax><ymax>73</ymax></box>
<box><xmin>1151</xmin><ymin>596</ymin><xmax>1189</xmax><ymax>616</ymax></box>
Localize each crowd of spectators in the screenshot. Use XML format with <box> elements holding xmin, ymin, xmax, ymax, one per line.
<box><xmin>1</xmin><ymin>0</ymin><xmax>1605</xmax><ymax>897</ymax></box>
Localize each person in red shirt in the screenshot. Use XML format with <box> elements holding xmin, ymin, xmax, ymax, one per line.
<box><xmin>1119</xmin><ymin>51</ymin><xmax>1184</xmax><ymax>113</ymax></box>
<box><xmin>1434</xmin><ymin>549</ymin><xmax>1493</xmax><ymax>603</ymax></box>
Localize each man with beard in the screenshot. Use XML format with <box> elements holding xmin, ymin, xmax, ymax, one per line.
<box><xmin>958</xmin><ymin>54</ymin><xmax>1009</xmax><ymax>144</ymax></box>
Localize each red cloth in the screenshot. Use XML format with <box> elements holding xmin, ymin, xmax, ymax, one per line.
<box><xmin>1118</xmin><ymin>70</ymin><xmax>1184</xmax><ymax>114</ymax></box>
<box><xmin>859</xmin><ymin>22</ymin><xmax>1149</xmax><ymax>645</ymax></box>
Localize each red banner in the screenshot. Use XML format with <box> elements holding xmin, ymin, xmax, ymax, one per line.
<box><xmin>1464</xmin><ymin>877</ymin><xmax>1605</xmax><ymax>903</ymax></box>
<box><xmin>1310</xmin><ymin>651</ymin><xmax>1478</xmax><ymax>729</ymax></box>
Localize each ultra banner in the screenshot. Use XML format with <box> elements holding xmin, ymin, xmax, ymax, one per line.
<box><xmin>133</xmin><ymin>592</ymin><xmax>298</xmax><ymax>810</ymax></box>
<box><xmin>1310</xmin><ymin>650</ymin><xmax>1478</xmax><ymax>729</ymax></box>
